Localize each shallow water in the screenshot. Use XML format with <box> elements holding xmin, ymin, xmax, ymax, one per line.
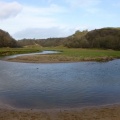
<box><xmin>2</xmin><ymin>50</ymin><xmax>59</xmax><ymax>59</ymax></box>
<box><xmin>0</xmin><ymin>52</ymin><xmax>120</xmax><ymax>109</ymax></box>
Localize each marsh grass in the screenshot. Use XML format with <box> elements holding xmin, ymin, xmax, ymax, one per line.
<box><xmin>1</xmin><ymin>47</ymin><xmax>120</xmax><ymax>62</ymax></box>
<box><xmin>41</xmin><ymin>47</ymin><xmax>120</xmax><ymax>62</ymax></box>
<box><xmin>0</xmin><ymin>47</ymin><xmax>41</xmax><ymax>57</ymax></box>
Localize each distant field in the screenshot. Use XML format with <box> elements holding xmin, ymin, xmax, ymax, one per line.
<box><xmin>2</xmin><ymin>47</ymin><xmax>120</xmax><ymax>62</ymax></box>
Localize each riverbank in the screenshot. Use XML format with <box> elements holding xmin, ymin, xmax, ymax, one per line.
<box><xmin>7</xmin><ymin>49</ymin><xmax>120</xmax><ymax>63</ymax></box>
<box><xmin>1</xmin><ymin>104</ymin><xmax>120</xmax><ymax>120</ymax></box>
<box><xmin>1</xmin><ymin>47</ymin><xmax>120</xmax><ymax>63</ymax></box>
<box><xmin>7</xmin><ymin>54</ymin><xmax>116</xmax><ymax>63</ymax></box>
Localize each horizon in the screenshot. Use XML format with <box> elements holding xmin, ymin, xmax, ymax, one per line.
<box><xmin>1</xmin><ymin>27</ymin><xmax>120</xmax><ymax>40</ymax></box>
<box><xmin>0</xmin><ymin>0</ymin><xmax>120</xmax><ymax>39</ymax></box>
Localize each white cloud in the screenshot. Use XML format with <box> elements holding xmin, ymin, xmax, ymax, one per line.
<box><xmin>0</xmin><ymin>1</ymin><xmax>22</xmax><ymax>19</ymax></box>
<box><xmin>1</xmin><ymin>3</ymin><xmax>70</xmax><ymax>39</ymax></box>
<box><xmin>0</xmin><ymin>1</ymin><xmax>95</xmax><ymax>39</ymax></box>
<box><xmin>0</xmin><ymin>3</ymin><xmax>67</xmax><ymax>35</ymax></box>
<box><xmin>13</xmin><ymin>27</ymin><xmax>75</xmax><ymax>39</ymax></box>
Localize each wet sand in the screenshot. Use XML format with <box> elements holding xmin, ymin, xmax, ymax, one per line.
<box><xmin>1</xmin><ymin>104</ymin><xmax>120</xmax><ymax>120</ymax></box>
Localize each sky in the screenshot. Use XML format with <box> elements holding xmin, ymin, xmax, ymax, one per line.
<box><xmin>0</xmin><ymin>0</ymin><xmax>120</xmax><ymax>39</ymax></box>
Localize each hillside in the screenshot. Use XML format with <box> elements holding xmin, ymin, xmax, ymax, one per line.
<box><xmin>64</xmin><ymin>30</ymin><xmax>88</xmax><ymax>48</ymax></box>
<box><xmin>65</xmin><ymin>28</ymin><xmax>120</xmax><ymax>50</ymax></box>
<box><xmin>18</xmin><ymin>28</ymin><xmax>120</xmax><ymax>50</ymax></box>
<box><xmin>0</xmin><ymin>29</ymin><xmax>17</xmax><ymax>48</ymax></box>
<box><xmin>85</xmin><ymin>28</ymin><xmax>120</xmax><ymax>50</ymax></box>
<box><xmin>6</xmin><ymin>27</ymin><xmax>120</xmax><ymax>50</ymax></box>
<box><xmin>18</xmin><ymin>38</ymin><xmax>66</xmax><ymax>47</ymax></box>
<box><xmin>17</xmin><ymin>30</ymin><xmax>88</xmax><ymax>48</ymax></box>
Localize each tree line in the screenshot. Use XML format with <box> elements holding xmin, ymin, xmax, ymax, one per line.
<box><xmin>17</xmin><ymin>38</ymin><xmax>66</xmax><ymax>47</ymax></box>
<box><xmin>0</xmin><ymin>28</ymin><xmax>120</xmax><ymax>50</ymax></box>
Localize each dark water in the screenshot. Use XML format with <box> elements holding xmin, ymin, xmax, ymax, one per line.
<box><xmin>0</xmin><ymin>53</ymin><xmax>120</xmax><ymax>109</ymax></box>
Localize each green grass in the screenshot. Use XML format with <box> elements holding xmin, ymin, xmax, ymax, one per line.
<box><xmin>42</xmin><ymin>47</ymin><xmax>120</xmax><ymax>61</ymax></box>
<box><xmin>1</xmin><ymin>47</ymin><xmax>120</xmax><ymax>62</ymax></box>
<box><xmin>0</xmin><ymin>47</ymin><xmax>41</xmax><ymax>57</ymax></box>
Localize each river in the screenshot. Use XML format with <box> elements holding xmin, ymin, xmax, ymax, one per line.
<box><xmin>0</xmin><ymin>51</ymin><xmax>120</xmax><ymax>109</ymax></box>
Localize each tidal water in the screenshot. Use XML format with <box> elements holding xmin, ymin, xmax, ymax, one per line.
<box><xmin>0</xmin><ymin>52</ymin><xmax>120</xmax><ymax>109</ymax></box>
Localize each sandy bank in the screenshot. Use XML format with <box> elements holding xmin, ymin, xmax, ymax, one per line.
<box><xmin>6</xmin><ymin>54</ymin><xmax>115</xmax><ymax>63</ymax></box>
<box><xmin>0</xmin><ymin>104</ymin><xmax>120</xmax><ymax>120</ymax></box>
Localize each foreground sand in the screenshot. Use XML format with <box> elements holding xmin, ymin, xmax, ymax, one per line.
<box><xmin>1</xmin><ymin>105</ymin><xmax>120</xmax><ymax>120</ymax></box>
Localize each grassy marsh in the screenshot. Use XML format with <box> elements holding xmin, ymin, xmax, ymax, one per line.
<box><xmin>6</xmin><ymin>47</ymin><xmax>120</xmax><ymax>63</ymax></box>
<box><xmin>0</xmin><ymin>47</ymin><xmax>41</xmax><ymax>57</ymax></box>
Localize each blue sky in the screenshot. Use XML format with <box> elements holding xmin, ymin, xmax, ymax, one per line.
<box><xmin>0</xmin><ymin>0</ymin><xmax>120</xmax><ymax>39</ymax></box>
